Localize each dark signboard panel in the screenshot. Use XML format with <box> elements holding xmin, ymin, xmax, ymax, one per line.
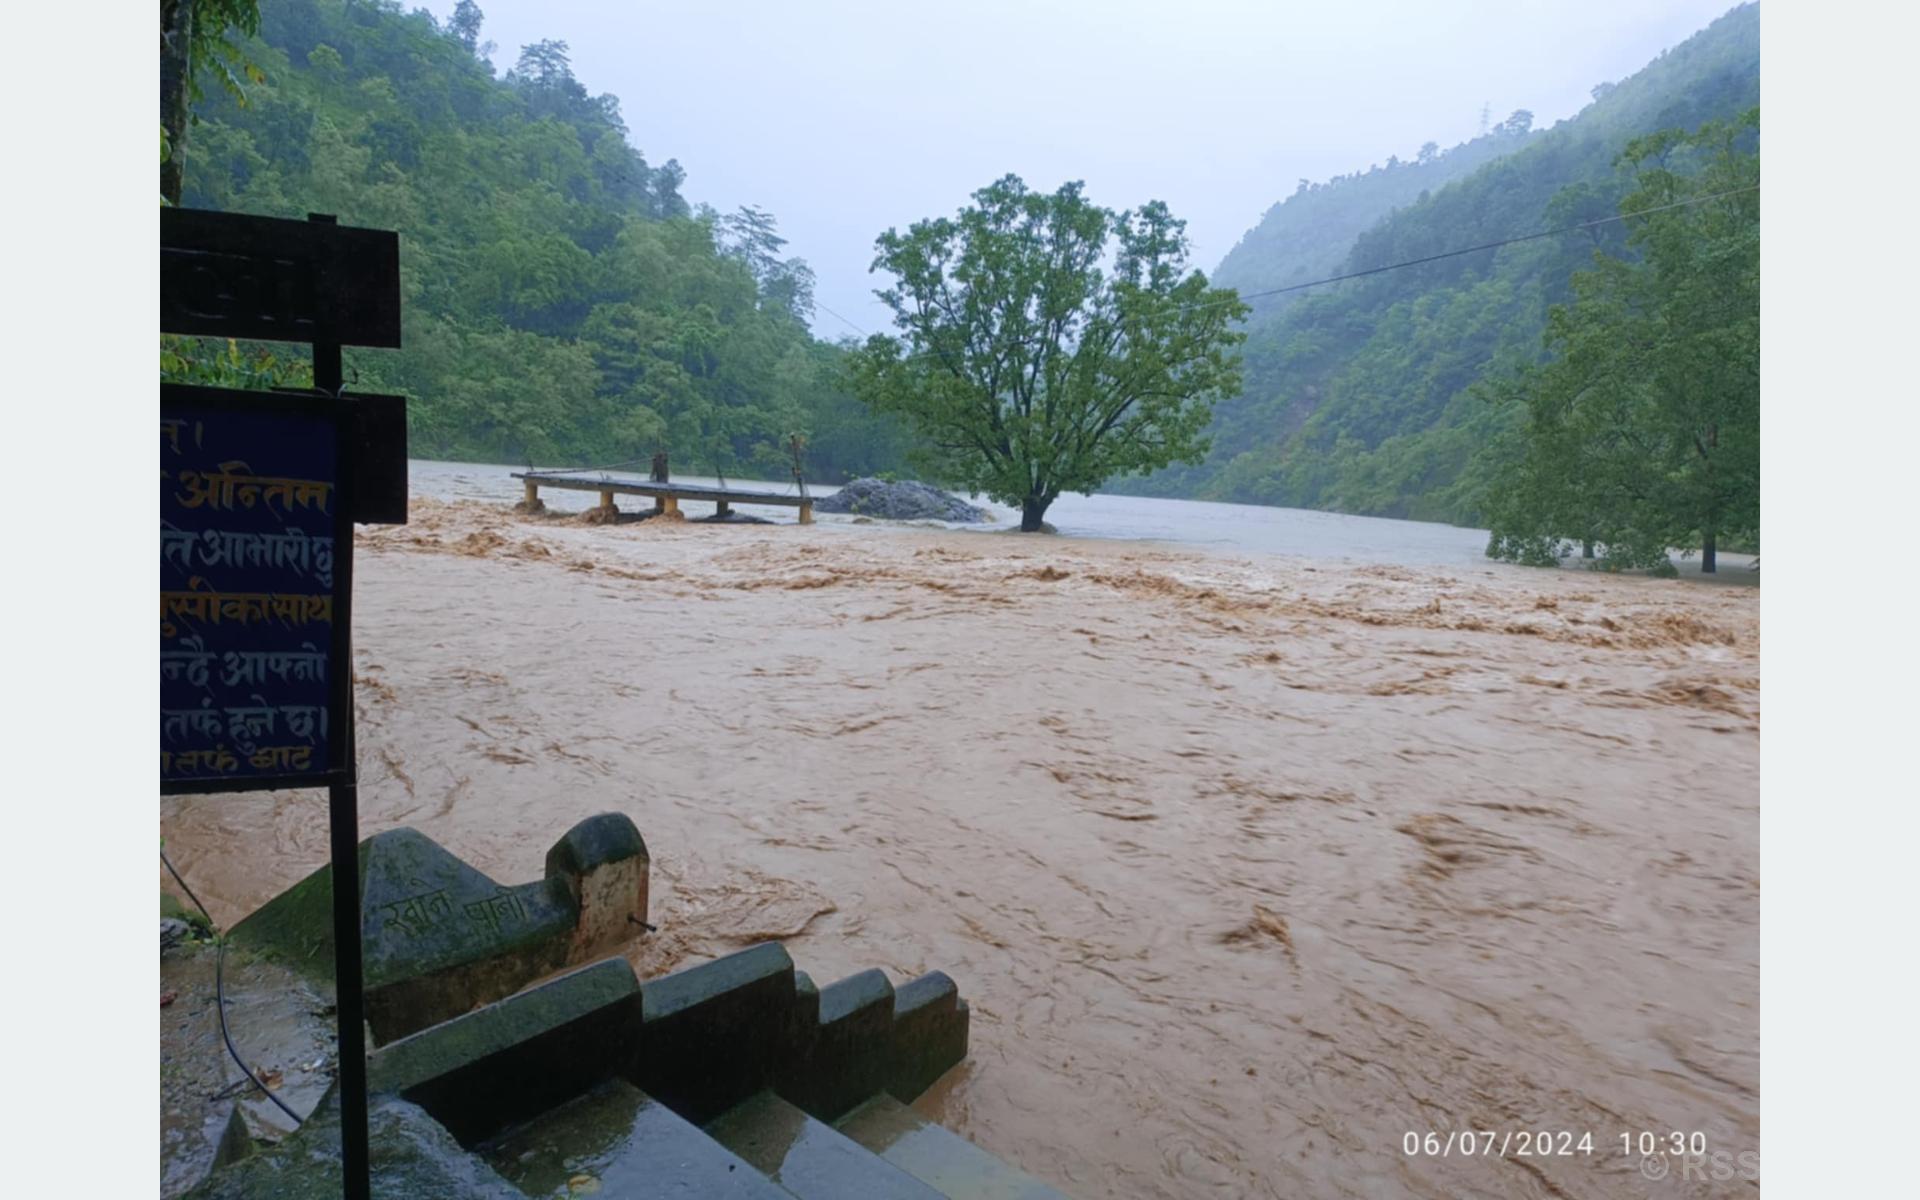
<box><xmin>161</xmin><ymin>384</ymin><xmax>352</xmax><ymax>793</ymax></box>
<box><xmin>345</xmin><ymin>392</ymin><xmax>409</xmax><ymax>525</ymax></box>
<box><xmin>162</xmin><ymin>208</ymin><xmax>396</xmax><ymax>1200</ymax></box>
<box><xmin>160</xmin><ymin>208</ymin><xmax>402</xmax><ymax>348</ymax></box>
<box><xmin>272</xmin><ymin>388</ymin><xmax>411</xmax><ymax>526</ymax></box>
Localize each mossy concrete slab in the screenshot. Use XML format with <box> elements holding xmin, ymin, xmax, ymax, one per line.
<box><xmin>231</xmin><ymin>828</ymin><xmax>571</xmax><ymax>989</ymax></box>
<box><xmin>889</xmin><ymin>971</ymin><xmax>970</xmax><ymax>1102</ymax></box>
<box><xmin>369</xmin><ymin>957</ymin><xmax>642</xmax><ymax>1146</ymax></box>
<box><xmin>636</xmin><ymin>942</ymin><xmax>798</xmax><ymax>1124</ymax></box>
<box><xmin>229</xmin><ymin>814</ymin><xmax>649</xmax><ymax>1043</ymax></box>
<box><xmin>778</xmin><ymin>968</ymin><xmax>896</xmax><ymax>1120</ymax></box>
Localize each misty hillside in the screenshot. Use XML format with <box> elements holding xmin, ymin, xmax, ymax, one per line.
<box><xmin>1212</xmin><ymin>115</ymin><xmax>1539</xmax><ymax>324</ymax></box>
<box><xmin>175</xmin><ymin>0</ymin><xmax>910</xmax><ymax>480</ymax></box>
<box><xmin>1128</xmin><ymin>2</ymin><xmax>1759</xmax><ymax>523</ymax></box>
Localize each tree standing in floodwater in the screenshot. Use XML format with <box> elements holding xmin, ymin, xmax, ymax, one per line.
<box><xmin>851</xmin><ymin>175</ymin><xmax>1247</xmax><ymax>532</ymax></box>
<box><xmin>1482</xmin><ymin>110</ymin><xmax>1759</xmax><ymax>573</ymax></box>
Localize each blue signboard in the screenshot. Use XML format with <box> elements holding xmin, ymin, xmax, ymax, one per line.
<box><xmin>160</xmin><ymin>384</ymin><xmax>351</xmax><ymax>792</ymax></box>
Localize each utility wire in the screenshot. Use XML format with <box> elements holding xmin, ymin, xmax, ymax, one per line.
<box><xmin>813</xmin><ymin>301</ymin><xmax>872</xmax><ymax>339</ymax></box>
<box><xmin>163</xmin><ymin>850</ymin><xmax>304</xmax><ymax>1125</ymax></box>
<box><xmin>834</xmin><ymin>184</ymin><xmax>1758</xmax><ymax>352</ymax></box>
<box><xmin>1231</xmin><ymin>184</ymin><xmax>1757</xmax><ymax>304</ymax></box>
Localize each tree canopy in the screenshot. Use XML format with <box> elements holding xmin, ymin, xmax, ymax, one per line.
<box><xmin>162</xmin><ymin>0</ymin><xmax>914</xmax><ymax>484</ymax></box>
<box><xmin>850</xmin><ymin>177</ymin><xmax>1247</xmax><ymax>530</ymax></box>
<box><xmin>161</xmin><ymin>0</ymin><xmax>265</xmax><ymax>203</ymax></box>
<box><xmin>1483</xmin><ymin>110</ymin><xmax>1758</xmax><ymax>572</ymax></box>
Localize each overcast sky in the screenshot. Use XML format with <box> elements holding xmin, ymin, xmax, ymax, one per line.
<box><xmin>418</xmin><ymin>0</ymin><xmax>1740</xmax><ymax>339</ymax></box>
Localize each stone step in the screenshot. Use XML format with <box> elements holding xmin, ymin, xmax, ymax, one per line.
<box><xmin>833</xmin><ymin>1095</ymin><xmax>1067</xmax><ymax>1200</ymax></box>
<box><xmin>480</xmin><ymin>1078</ymin><xmax>791</xmax><ymax>1199</ymax></box>
<box><xmin>706</xmin><ymin>1091</ymin><xmax>946</xmax><ymax>1200</ymax></box>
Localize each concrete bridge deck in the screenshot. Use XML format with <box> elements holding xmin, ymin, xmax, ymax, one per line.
<box><xmin>513</xmin><ymin>471</ymin><xmax>814</xmax><ymax>523</ymax></box>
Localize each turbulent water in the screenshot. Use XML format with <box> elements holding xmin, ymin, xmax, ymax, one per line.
<box><xmin>408</xmin><ymin>459</ymin><xmax>1755</xmax><ymax>577</ymax></box>
<box><xmin>159</xmin><ymin>481</ymin><xmax>1759</xmax><ymax>1198</ymax></box>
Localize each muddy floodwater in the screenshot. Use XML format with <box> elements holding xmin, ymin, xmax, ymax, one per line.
<box><xmin>160</xmin><ymin>495</ymin><xmax>1758</xmax><ymax>1198</ymax></box>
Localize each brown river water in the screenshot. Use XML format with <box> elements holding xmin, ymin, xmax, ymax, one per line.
<box><xmin>160</xmin><ymin>497</ymin><xmax>1758</xmax><ymax>1198</ymax></box>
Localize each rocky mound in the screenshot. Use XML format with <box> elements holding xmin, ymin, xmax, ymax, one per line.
<box><xmin>816</xmin><ymin>478</ymin><xmax>990</xmax><ymax>523</ymax></box>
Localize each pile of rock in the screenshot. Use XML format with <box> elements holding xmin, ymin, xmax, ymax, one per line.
<box><xmin>815</xmin><ymin>478</ymin><xmax>990</xmax><ymax>523</ymax></box>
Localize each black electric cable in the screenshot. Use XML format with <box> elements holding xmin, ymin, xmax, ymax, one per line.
<box><xmin>1229</xmin><ymin>184</ymin><xmax>1758</xmax><ymax>303</ymax></box>
<box><xmin>822</xmin><ymin>184</ymin><xmax>1759</xmax><ymax>348</ymax></box>
<box><xmin>162</xmin><ymin>850</ymin><xmax>305</xmax><ymax>1125</ymax></box>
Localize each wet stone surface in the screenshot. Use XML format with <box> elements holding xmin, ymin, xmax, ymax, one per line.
<box><xmin>183</xmin><ymin>1091</ymin><xmax>523</xmax><ymax>1200</ymax></box>
<box><xmin>706</xmin><ymin>1090</ymin><xmax>943</xmax><ymax>1200</ymax></box>
<box><xmin>160</xmin><ymin>942</ymin><xmax>337</xmax><ymax>1199</ymax></box>
<box><xmin>484</xmin><ymin>1078</ymin><xmax>789</xmax><ymax>1199</ymax></box>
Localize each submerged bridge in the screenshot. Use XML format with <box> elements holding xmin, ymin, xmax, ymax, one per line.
<box><xmin>512</xmin><ymin>470</ymin><xmax>814</xmax><ymax>524</ymax></box>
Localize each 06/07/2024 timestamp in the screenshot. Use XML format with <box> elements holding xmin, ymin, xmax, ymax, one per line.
<box><xmin>1401</xmin><ymin>1130</ymin><xmax>1714</xmax><ymax>1158</ymax></box>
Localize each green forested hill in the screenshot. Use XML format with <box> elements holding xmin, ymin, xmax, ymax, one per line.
<box><xmin>1124</xmin><ymin>3</ymin><xmax>1759</xmax><ymax>524</ymax></box>
<box><xmin>172</xmin><ymin>0</ymin><xmax>910</xmax><ymax>480</ymax></box>
<box><xmin>1212</xmin><ymin>114</ymin><xmax>1541</xmax><ymax>323</ymax></box>
<box><xmin>173</xmin><ymin>0</ymin><xmax>1758</xmax><ymax>515</ymax></box>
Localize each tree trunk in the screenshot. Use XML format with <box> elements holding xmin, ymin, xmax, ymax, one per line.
<box><xmin>1701</xmin><ymin>529</ymin><xmax>1717</xmax><ymax>574</ymax></box>
<box><xmin>1019</xmin><ymin>496</ymin><xmax>1052</xmax><ymax>533</ymax></box>
<box><xmin>161</xmin><ymin>0</ymin><xmax>194</xmax><ymax>205</ymax></box>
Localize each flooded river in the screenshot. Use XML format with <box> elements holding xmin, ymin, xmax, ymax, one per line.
<box><xmin>159</xmin><ymin>479</ymin><xmax>1758</xmax><ymax>1197</ymax></box>
<box><xmin>406</xmin><ymin>459</ymin><xmax>1754</xmax><ymax>578</ymax></box>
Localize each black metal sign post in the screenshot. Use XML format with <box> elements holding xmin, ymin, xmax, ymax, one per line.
<box><xmin>161</xmin><ymin>208</ymin><xmax>406</xmax><ymax>1200</ymax></box>
<box><xmin>309</xmin><ymin>214</ymin><xmax>371</xmax><ymax>1200</ymax></box>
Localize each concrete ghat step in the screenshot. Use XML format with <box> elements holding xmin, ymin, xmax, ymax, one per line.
<box><xmin>480</xmin><ymin>1078</ymin><xmax>791</xmax><ymax>1198</ymax></box>
<box><xmin>833</xmin><ymin>1095</ymin><xmax>1067</xmax><ymax>1200</ymax></box>
<box><xmin>707</xmin><ymin>1091</ymin><xmax>946</xmax><ymax>1200</ymax></box>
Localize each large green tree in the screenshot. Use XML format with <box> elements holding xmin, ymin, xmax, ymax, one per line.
<box><xmin>1483</xmin><ymin>110</ymin><xmax>1759</xmax><ymax>572</ymax></box>
<box><xmin>851</xmin><ymin>176</ymin><xmax>1246</xmax><ymax>531</ymax></box>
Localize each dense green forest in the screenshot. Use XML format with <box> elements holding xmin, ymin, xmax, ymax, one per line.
<box><xmin>168</xmin><ymin>0</ymin><xmax>1759</xmax><ymax>538</ymax></box>
<box><xmin>1119</xmin><ymin>3</ymin><xmax>1759</xmax><ymax>528</ymax></box>
<box><xmin>167</xmin><ymin>0</ymin><xmax>912</xmax><ymax>481</ymax></box>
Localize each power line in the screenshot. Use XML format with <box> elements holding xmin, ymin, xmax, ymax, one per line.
<box><xmin>1233</xmin><ymin>184</ymin><xmax>1757</xmax><ymax>303</ymax></box>
<box><xmin>813</xmin><ymin>301</ymin><xmax>872</xmax><ymax>338</ymax></box>
<box><xmin>851</xmin><ymin>183</ymin><xmax>1757</xmax><ymax>360</ymax></box>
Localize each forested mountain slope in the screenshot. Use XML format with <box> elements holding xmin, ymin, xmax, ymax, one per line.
<box><xmin>1124</xmin><ymin>3</ymin><xmax>1759</xmax><ymax>523</ymax></box>
<box><xmin>174</xmin><ymin>0</ymin><xmax>909</xmax><ymax>480</ymax></box>
<box><xmin>1212</xmin><ymin>114</ymin><xmax>1540</xmax><ymax>324</ymax></box>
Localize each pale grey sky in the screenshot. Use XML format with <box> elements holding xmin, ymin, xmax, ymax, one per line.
<box><xmin>418</xmin><ymin>0</ymin><xmax>1740</xmax><ymax>339</ymax></box>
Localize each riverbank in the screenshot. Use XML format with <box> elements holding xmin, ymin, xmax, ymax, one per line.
<box><xmin>159</xmin><ymin>498</ymin><xmax>1758</xmax><ymax>1198</ymax></box>
<box><xmin>406</xmin><ymin>459</ymin><xmax>1758</xmax><ymax>580</ymax></box>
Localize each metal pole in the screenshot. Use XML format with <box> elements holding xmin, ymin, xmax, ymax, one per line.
<box><xmin>310</xmin><ymin>213</ymin><xmax>371</xmax><ymax>1200</ymax></box>
<box><xmin>327</xmin><ymin>783</ymin><xmax>370</xmax><ymax>1200</ymax></box>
